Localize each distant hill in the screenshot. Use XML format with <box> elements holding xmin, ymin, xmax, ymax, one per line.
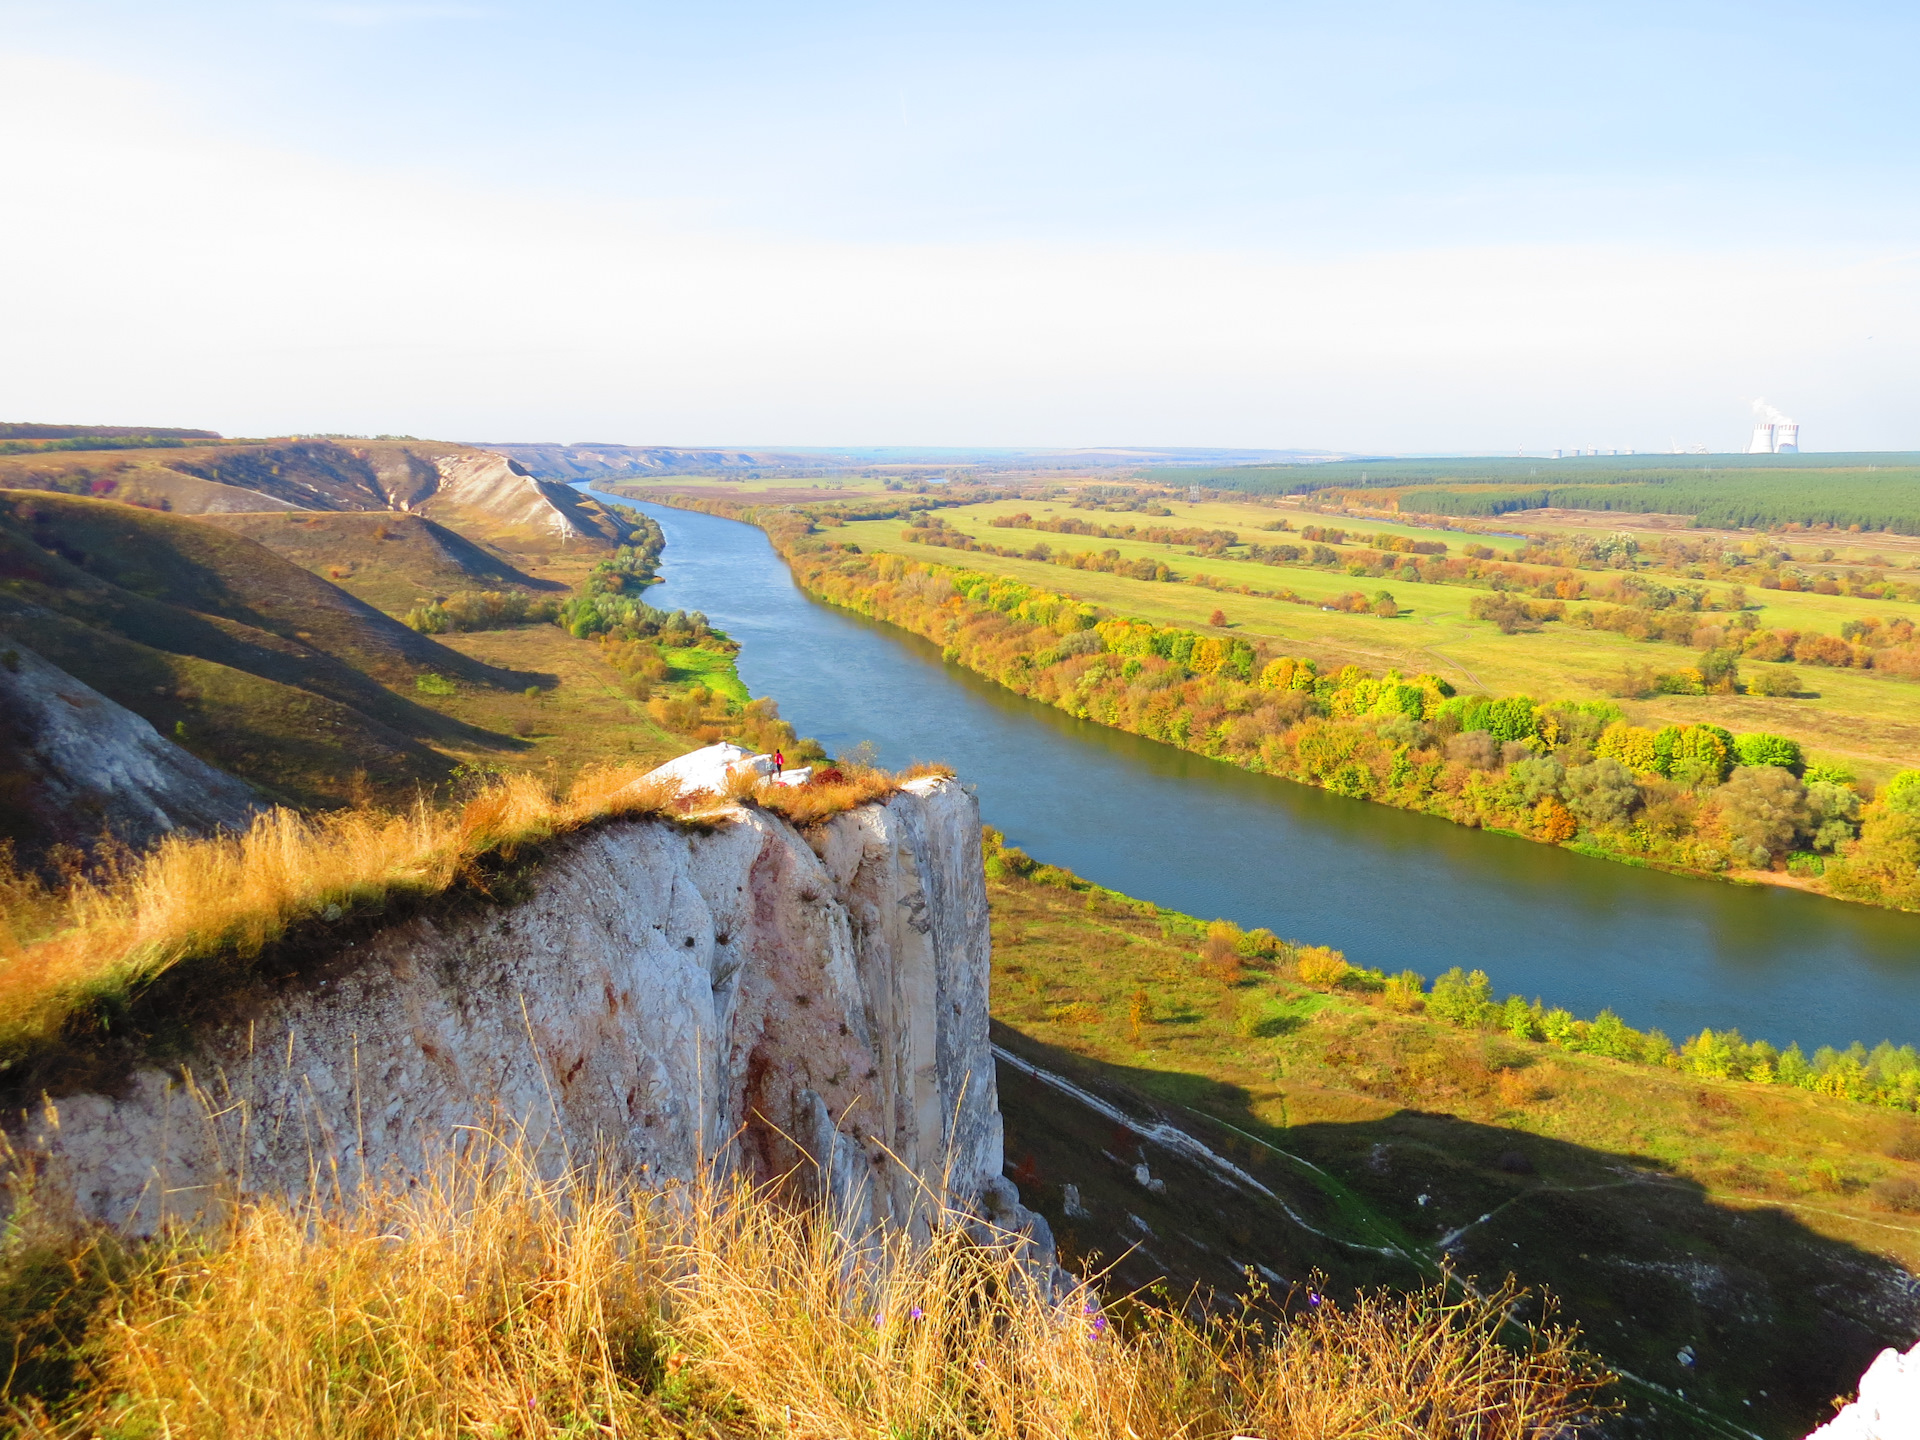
<box><xmin>472</xmin><ymin>442</ymin><xmax>827</xmax><ymax>482</ymax></box>
<box><xmin>0</xmin><ymin>492</ymin><xmax>538</xmax><ymax>807</ymax></box>
<box><xmin>198</xmin><ymin>511</ymin><xmax>563</xmax><ymax>616</ymax></box>
<box><xmin>0</xmin><ymin>423</ymin><xmax>222</xmax><ymax>441</ymax></box>
<box><xmin>481</xmin><ymin>441</ymin><xmax>1344</xmax><ymax>480</ymax></box>
<box><xmin>0</xmin><ymin>439</ymin><xmax>636</xmax><ymax>553</ymax></box>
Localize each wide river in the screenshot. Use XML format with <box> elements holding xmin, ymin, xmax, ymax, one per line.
<box><xmin>596</xmin><ymin>491</ymin><xmax>1920</xmax><ymax>1053</ymax></box>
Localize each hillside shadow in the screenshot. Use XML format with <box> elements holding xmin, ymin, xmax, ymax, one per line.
<box><xmin>991</xmin><ymin>1021</ymin><xmax>1918</xmax><ymax>1440</ymax></box>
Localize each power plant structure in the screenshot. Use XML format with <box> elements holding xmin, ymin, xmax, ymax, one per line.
<box><xmin>1748</xmin><ymin>410</ymin><xmax>1799</xmax><ymax>453</ymax></box>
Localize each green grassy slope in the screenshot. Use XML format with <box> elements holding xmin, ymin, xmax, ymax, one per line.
<box><xmin>988</xmin><ymin>866</ymin><xmax>1920</xmax><ymax>1439</ymax></box>
<box><xmin>0</xmin><ymin>493</ymin><xmax>539</xmax><ymax>805</ymax></box>
<box><xmin>196</xmin><ymin>510</ymin><xmax>562</xmax><ymax>616</ymax></box>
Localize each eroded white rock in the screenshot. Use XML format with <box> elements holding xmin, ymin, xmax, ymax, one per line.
<box><xmin>4</xmin><ymin>777</ymin><xmax>1035</xmax><ymax>1252</ymax></box>
<box><xmin>1808</xmin><ymin>1338</ymin><xmax>1920</xmax><ymax>1440</ymax></box>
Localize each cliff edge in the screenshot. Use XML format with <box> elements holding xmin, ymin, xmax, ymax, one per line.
<box><xmin>6</xmin><ymin>776</ymin><xmax>1045</xmax><ymax>1256</ymax></box>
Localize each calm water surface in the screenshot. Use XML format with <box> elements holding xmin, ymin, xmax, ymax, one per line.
<box><xmin>593</xmin><ymin>490</ymin><xmax>1920</xmax><ymax>1052</ymax></box>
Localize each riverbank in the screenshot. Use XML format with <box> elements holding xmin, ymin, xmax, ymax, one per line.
<box><xmin>983</xmin><ymin>845</ymin><xmax>1920</xmax><ymax>1438</ymax></box>
<box><xmin>651</xmin><ymin>491</ymin><xmax>1920</xmax><ymax>917</ymax></box>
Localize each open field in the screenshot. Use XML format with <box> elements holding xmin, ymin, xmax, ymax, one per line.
<box><xmin>419</xmin><ymin>626</ymin><xmax>719</xmax><ymax>784</ymax></box>
<box><xmin>809</xmin><ymin>492</ymin><xmax>1920</xmax><ymax>779</ymax></box>
<box><xmin>652</xmin><ymin>488</ymin><xmax>1920</xmax><ymax>912</ymax></box>
<box><xmin>1153</xmin><ymin>454</ymin><xmax>1920</xmax><ymax>535</ymax></box>
<box><xmin>987</xmin><ymin>862</ymin><xmax>1920</xmax><ymax>1437</ymax></box>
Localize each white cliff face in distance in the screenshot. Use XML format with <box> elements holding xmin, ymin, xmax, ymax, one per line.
<box><xmin>7</xmin><ymin>772</ymin><xmax>1044</xmax><ymax>1254</ymax></box>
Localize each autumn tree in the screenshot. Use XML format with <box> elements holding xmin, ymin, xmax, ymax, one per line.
<box><xmin>1714</xmin><ymin>765</ymin><xmax>1810</xmax><ymax>868</ymax></box>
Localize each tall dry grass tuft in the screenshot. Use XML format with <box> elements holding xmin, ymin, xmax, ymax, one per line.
<box><xmin>0</xmin><ymin>766</ymin><xmax>681</xmax><ymax>1074</ymax></box>
<box><xmin>8</xmin><ymin>1130</ymin><xmax>1609</xmax><ymax>1439</ymax></box>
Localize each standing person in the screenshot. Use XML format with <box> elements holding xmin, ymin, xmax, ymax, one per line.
<box><xmin>773</xmin><ymin>748</ymin><xmax>784</xmax><ymax>773</ymax></box>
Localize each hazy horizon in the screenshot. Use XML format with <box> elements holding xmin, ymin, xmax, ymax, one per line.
<box><xmin>4</xmin><ymin>2</ymin><xmax>1914</xmax><ymax>453</ymax></box>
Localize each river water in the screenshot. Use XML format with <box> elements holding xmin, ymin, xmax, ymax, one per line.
<box><xmin>592</xmin><ymin>490</ymin><xmax>1920</xmax><ymax>1052</ymax></box>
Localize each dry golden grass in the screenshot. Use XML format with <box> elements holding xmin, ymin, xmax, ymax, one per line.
<box><xmin>7</xmin><ymin>1131</ymin><xmax>1607</xmax><ymax>1438</ymax></box>
<box><xmin>0</xmin><ymin>766</ymin><xmax>682</xmax><ymax>1073</ymax></box>
<box><xmin>0</xmin><ymin>761</ymin><xmax>962</xmax><ymax>1084</ymax></box>
<box><xmin>752</xmin><ymin>762</ymin><xmax>955</xmax><ymax>829</ymax></box>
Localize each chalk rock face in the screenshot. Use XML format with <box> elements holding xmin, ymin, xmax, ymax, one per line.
<box><xmin>7</xmin><ymin>778</ymin><xmax>1037</xmax><ymax>1253</ymax></box>
<box><xmin>0</xmin><ymin>640</ymin><xmax>260</xmax><ymax>854</ymax></box>
<box><xmin>1809</xmin><ymin>1338</ymin><xmax>1920</xmax><ymax>1440</ymax></box>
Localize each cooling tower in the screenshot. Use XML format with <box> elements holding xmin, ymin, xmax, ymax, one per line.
<box><xmin>1773</xmin><ymin>422</ymin><xmax>1799</xmax><ymax>453</ymax></box>
<box><xmin>1748</xmin><ymin>424</ymin><xmax>1776</xmax><ymax>454</ymax></box>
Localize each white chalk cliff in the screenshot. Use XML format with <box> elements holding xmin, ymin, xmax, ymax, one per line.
<box><xmin>5</xmin><ymin>777</ymin><xmax>1045</xmax><ymax>1256</ymax></box>
<box><xmin>1809</xmin><ymin>1338</ymin><xmax>1920</xmax><ymax>1440</ymax></box>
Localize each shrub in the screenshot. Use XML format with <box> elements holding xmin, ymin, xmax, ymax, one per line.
<box><xmin>1382</xmin><ymin>969</ymin><xmax>1427</xmax><ymax>1011</ymax></box>
<box><xmin>414</xmin><ymin>672</ymin><xmax>457</xmax><ymax>696</ymax></box>
<box><xmin>1428</xmin><ymin>967</ymin><xmax>1496</xmax><ymax>1027</ymax></box>
<box><xmin>1200</xmin><ymin>920</ymin><xmax>1244</xmax><ymax>983</ymax></box>
<box><xmin>1746</xmin><ymin>665</ymin><xmax>1801</xmax><ymax>697</ymax></box>
<box><xmin>1295</xmin><ymin>945</ymin><xmax>1354</xmax><ymax>988</ymax></box>
<box><xmin>1128</xmin><ymin>987</ymin><xmax>1154</xmax><ymax>1040</ymax></box>
<box><xmin>404</xmin><ymin>590</ymin><xmax>561</xmax><ymax>634</ymax></box>
<box><xmin>1869</xmin><ymin>1176</ymin><xmax>1920</xmax><ymax>1213</ymax></box>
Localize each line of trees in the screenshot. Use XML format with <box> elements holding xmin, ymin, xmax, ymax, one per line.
<box><xmin>682</xmin><ymin>494</ymin><xmax>1920</xmax><ymax>913</ymax></box>
<box><xmin>1391</xmin><ymin>475</ymin><xmax>1920</xmax><ymax>535</ymax></box>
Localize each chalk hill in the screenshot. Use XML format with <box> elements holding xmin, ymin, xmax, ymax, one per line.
<box><xmin>0</xmin><ymin>640</ymin><xmax>260</xmax><ymax>862</ymax></box>
<box><xmin>0</xmin><ymin>492</ymin><xmax>535</xmax><ymax>807</ymax></box>
<box><xmin>0</xmin><ymin>439</ymin><xmax>634</xmax><ymax>551</ymax></box>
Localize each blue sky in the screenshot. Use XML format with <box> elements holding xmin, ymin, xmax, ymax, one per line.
<box><xmin>3</xmin><ymin>1</ymin><xmax>1915</xmax><ymax>450</ymax></box>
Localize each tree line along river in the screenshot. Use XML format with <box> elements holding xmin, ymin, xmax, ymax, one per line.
<box><xmin>593</xmin><ymin>490</ymin><xmax>1920</xmax><ymax>1054</ymax></box>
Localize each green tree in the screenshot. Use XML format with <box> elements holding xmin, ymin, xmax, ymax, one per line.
<box><xmin>1733</xmin><ymin>732</ymin><xmax>1804</xmax><ymax>772</ymax></box>
<box><xmin>1804</xmin><ymin>781</ymin><xmax>1862</xmax><ymax>852</ymax></box>
<box><xmin>1505</xmin><ymin>756</ymin><xmax>1566</xmax><ymax>806</ymax></box>
<box><xmin>1882</xmin><ymin>770</ymin><xmax>1920</xmax><ymax>815</ymax></box>
<box><xmin>1563</xmin><ymin>758</ymin><xmax>1638</xmax><ymax>829</ymax></box>
<box><xmin>1715</xmin><ymin>765</ymin><xmax>1809</xmax><ymax>867</ymax></box>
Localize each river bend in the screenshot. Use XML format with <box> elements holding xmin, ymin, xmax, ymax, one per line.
<box><xmin>594</xmin><ymin>490</ymin><xmax>1920</xmax><ymax>1053</ymax></box>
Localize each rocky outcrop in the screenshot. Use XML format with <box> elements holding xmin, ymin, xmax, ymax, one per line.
<box><xmin>0</xmin><ymin>641</ymin><xmax>260</xmax><ymax>859</ymax></box>
<box><xmin>1810</xmin><ymin>1338</ymin><xmax>1920</xmax><ymax>1439</ymax></box>
<box><xmin>0</xmin><ymin>440</ymin><xmax>627</xmax><ymax>547</ymax></box>
<box><xmin>6</xmin><ymin>777</ymin><xmax>1045</xmax><ymax>1256</ymax></box>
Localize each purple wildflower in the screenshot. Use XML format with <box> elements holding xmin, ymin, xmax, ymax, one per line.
<box><xmin>910</xmin><ymin>1306</ymin><xmax>924</xmax><ymax>1321</ymax></box>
